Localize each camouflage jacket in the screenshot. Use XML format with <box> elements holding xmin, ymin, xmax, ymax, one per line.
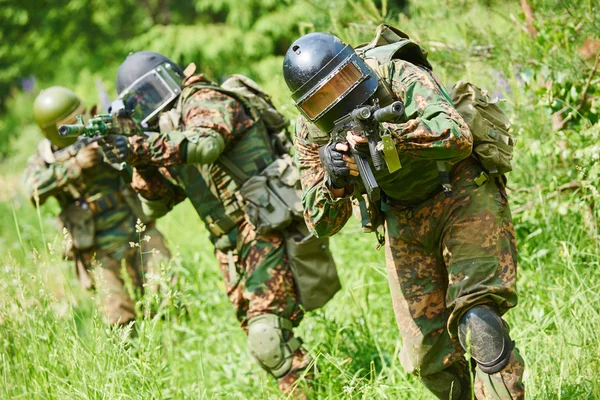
<box><xmin>295</xmin><ymin>59</ymin><xmax>473</xmax><ymax>237</ymax></box>
<box><xmin>23</xmin><ymin>139</ymin><xmax>142</xmax><ymax>251</ymax></box>
<box><xmin>130</xmin><ymin>76</ymin><xmax>277</xmax><ymax>247</ymax></box>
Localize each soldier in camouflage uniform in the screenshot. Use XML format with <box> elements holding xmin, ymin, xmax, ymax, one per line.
<box><xmin>283</xmin><ymin>31</ymin><xmax>525</xmax><ymax>399</ymax></box>
<box><xmin>100</xmin><ymin>52</ymin><xmax>339</xmax><ymax>394</ymax></box>
<box><xmin>23</xmin><ymin>86</ymin><xmax>171</xmax><ymax>326</ymax></box>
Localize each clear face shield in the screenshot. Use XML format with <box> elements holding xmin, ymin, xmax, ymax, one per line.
<box><xmin>118</xmin><ymin>63</ymin><xmax>182</xmax><ymax>127</ymax></box>
<box><xmin>296</xmin><ymin>60</ymin><xmax>367</xmax><ymax>121</ymax></box>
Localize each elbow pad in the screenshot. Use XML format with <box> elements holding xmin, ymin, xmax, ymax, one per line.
<box><xmin>183</xmin><ymin>131</ymin><xmax>225</xmax><ymax>165</ymax></box>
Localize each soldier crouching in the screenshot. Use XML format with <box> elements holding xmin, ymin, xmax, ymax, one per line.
<box><xmin>284</xmin><ymin>26</ymin><xmax>525</xmax><ymax>400</ymax></box>
<box><xmin>23</xmin><ymin>86</ymin><xmax>171</xmax><ymax>327</ymax></box>
<box><xmin>100</xmin><ymin>52</ymin><xmax>340</xmax><ymax>395</ymax></box>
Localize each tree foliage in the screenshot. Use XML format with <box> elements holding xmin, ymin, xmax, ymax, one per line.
<box><xmin>0</xmin><ymin>0</ymin><xmax>411</xmax><ymax>157</ymax></box>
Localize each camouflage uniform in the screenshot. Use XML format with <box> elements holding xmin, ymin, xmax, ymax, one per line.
<box><xmin>23</xmin><ymin>139</ymin><xmax>171</xmax><ymax>326</ymax></box>
<box><xmin>126</xmin><ymin>75</ymin><xmax>313</xmax><ymax>393</ymax></box>
<box><xmin>295</xmin><ymin>59</ymin><xmax>525</xmax><ymax>399</ymax></box>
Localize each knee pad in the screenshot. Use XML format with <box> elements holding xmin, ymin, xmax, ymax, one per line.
<box><xmin>458</xmin><ymin>305</ymin><xmax>514</xmax><ymax>374</ymax></box>
<box><xmin>247</xmin><ymin>314</ymin><xmax>302</xmax><ymax>378</ymax></box>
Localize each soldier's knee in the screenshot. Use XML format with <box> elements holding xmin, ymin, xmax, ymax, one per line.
<box><xmin>247</xmin><ymin>314</ymin><xmax>302</xmax><ymax>378</ymax></box>
<box><xmin>458</xmin><ymin>305</ymin><xmax>514</xmax><ymax>374</ymax></box>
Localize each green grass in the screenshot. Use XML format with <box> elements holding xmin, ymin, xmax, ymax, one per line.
<box><xmin>2</xmin><ymin>132</ymin><xmax>600</xmax><ymax>399</ymax></box>
<box><xmin>2</xmin><ymin>0</ymin><xmax>600</xmax><ymax>398</ymax></box>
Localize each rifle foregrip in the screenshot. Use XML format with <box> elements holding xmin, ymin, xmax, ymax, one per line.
<box><xmin>369</xmin><ymin>137</ymin><xmax>385</xmax><ymax>171</ymax></box>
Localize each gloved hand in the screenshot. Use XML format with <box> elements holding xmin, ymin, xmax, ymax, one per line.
<box><xmin>74</xmin><ymin>143</ymin><xmax>103</xmax><ymax>169</ymax></box>
<box><xmin>101</xmin><ymin>134</ymin><xmax>132</xmax><ymax>164</ymax></box>
<box><xmin>345</xmin><ymin>131</ymin><xmax>370</xmax><ymax>157</ymax></box>
<box><xmin>318</xmin><ymin>141</ymin><xmax>357</xmax><ymax>189</ymax></box>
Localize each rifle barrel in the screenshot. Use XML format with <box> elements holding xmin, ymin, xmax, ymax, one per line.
<box><xmin>373</xmin><ymin>101</ymin><xmax>404</xmax><ymax>122</ymax></box>
<box><xmin>58</xmin><ymin>124</ymin><xmax>86</xmax><ymax>138</ymax></box>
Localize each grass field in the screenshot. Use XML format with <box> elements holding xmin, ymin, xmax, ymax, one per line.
<box><xmin>1</xmin><ymin>1</ymin><xmax>600</xmax><ymax>399</ymax></box>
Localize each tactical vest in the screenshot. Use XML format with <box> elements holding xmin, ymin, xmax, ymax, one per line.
<box><xmin>161</xmin><ymin>75</ymin><xmax>340</xmax><ymax>311</ymax></box>
<box><xmin>38</xmin><ymin>139</ymin><xmax>148</xmax><ymax>250</ymax></box>
<box><xmin>356</xmin><ymin>24</ymin><xmax>515</xmax><ymax>181</ymax></box>
<box><xmin>159</xmin><ymin>78</ymin><xmax>289</xmax><ymax>248</ymax></box>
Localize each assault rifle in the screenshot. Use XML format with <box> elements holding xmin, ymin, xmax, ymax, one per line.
<box><xmin>57</xmin><ymin>100</ymin><xmax>134</xmax><ymax>139</ymax></box>
<box><xmin>57</xmin><ymin>100</ymin><xmax>139</xmax><ymax>172</ymax></box>
<box><xmin>331</xmin><ymin>100</ymin><xmax>405</xmax><ymax>201</ymax></box>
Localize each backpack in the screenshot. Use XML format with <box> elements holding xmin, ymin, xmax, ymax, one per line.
<box><xmin>219</xmin><ymin>74</ymin><xmax>293</xmax><ymax>155</ymax></box>
<box><xmin>449</xmin><ymin>82</ymin><xmax>514</xmax><ymax>175</ymax></box>
<box><xmin>160</xmin><ymin>71</ymin><xmax>340</xmax><ymax>311</ymax></box>
<box><xmin>169</xmin><ymin>67</ymin><xmax>293</xmax><ymax>156</ymax></box>
<box><xmin>356</xmin><ymin>24</ymin><xmax>516</xmax><ymax>178</ymax></box>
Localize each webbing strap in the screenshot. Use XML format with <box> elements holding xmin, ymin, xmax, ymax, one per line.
<box><xmin>436</xmin><ymin>161</ymin><xmax>453</xmax><ymax>197</ymax></box>
<box><xmin>218</xmin><ymin>156</ymin><xmax>249</xmax><ymax>186</ymax></box>
<box><xmin>287</xmin><ymin>337</ymin><xmax>302</xmax><ymax>353</ymax></box>
<box><xmin>85</xmin><ymin>191</ymin><xmax>123</xmax><ymax>214</ymax></box>
<box><xmin>277</xmin><ymin>317</ymin><xmax>294</xmax><ymax>331</ymax></box>
<box><xmin>227</xmin><ymin>250</ymin><xmax>237</xmax><ymax>283</ymax></box>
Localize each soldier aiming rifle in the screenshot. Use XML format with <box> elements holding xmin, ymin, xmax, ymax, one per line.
<box><xmin>23</xmin><ymin>86</ymin><xmax>172</xmax><ymax>328</ymax></box>
<box><xmin>284</xmin><ymin>25</ymin><xmax>524</xmax><ymax>400</ymax></box>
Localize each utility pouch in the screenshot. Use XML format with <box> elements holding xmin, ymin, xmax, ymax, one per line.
<box><xmin>240</xmin><ymin>175</ymin><xmax>292</xmax><ymax>234</ymax></box>
<box><xmin>450</xmin><ymin>81</ymin><xmax>515</xmax><ymax>175</ymax></box>
<box><xmin>213</xmin><ymin>228</ymin><xmax>238</xmax><ymax>252</ymax></box>
<box><xmin>60</xmin><ymin>201</ymin><xmax>95</xmax><ymax>250</ymax></box>
<box><xmin>238</xmin><ymin>155</ymin><xmax>303</xmax><ymax>234</ymax></box>
<box><xmin>284</xmin><ymin>224</ymin><xmax>340</xmax><ymax>311</ymax></box>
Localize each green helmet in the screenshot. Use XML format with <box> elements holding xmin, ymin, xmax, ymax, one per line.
<box><xmin>33</xmin><ymin>86</ymin><xmax>86</xmax><ymax>148</ymax></box>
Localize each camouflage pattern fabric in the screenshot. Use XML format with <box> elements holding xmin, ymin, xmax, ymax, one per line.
<box><xmin>214</xmin><ymin>221</ymin><xmax>309</xmax><ymax>391</ymax></box>
<box><xmin>295</xmin><ymin>60</ymin><xmax>473</xmax><ymax>233</ymax></box>
<box><xmin>277</xmin><ymin>347</ymin><xmax>313</xmax><ymax>396</ymax></box>
<box><xmin>295</xmin><ymin>58</ymin><xmax>524</xmax><ymax>399</ymax></box>
<box><xmin>384</xmin><ymin>158</ymin><xmax>524</xmax><ymax>397</ymax></box>
<box><xmin>23</xmin><ymin>139</ymin><xmax>171</xmax><ymax>325</ymax></box>
<box><xmin>76</xmin><ymin>223</ymin><xmax>170</xmax><ymax>325</ymax></box>
<box><xmin>129</xmin><ymin>79</ymin><xmax>311</xmax><ymax>392</ymax></box>
<box><xmin>474</xmin><ymin>351</ymin><xmax>525</xmax><ymax>400</ymax></box>
<box><xmin>214</xmin><ymin>221</ymin><xmax>303</xmax><ymax>325</ymax></box>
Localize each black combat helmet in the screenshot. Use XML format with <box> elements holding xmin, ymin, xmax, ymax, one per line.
<box><xmin>116</xmin><ymin>51</ymin><xmax>185</xmax><ymax>127</ymax></box>
<box><xmin>283</xmin><ymin>32</ymin><xmax>379</xmax><ymax>132</ymax></box>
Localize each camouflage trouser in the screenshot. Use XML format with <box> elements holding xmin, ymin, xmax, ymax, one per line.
<box><xmin>215</xmin><ymin>221</ymin><xmax>310</xmax><ymax>393</ymax></box>
<box><xmin>383</xmin><ymin>158</ymin><xmax>525</xmax><ymax>399</ymax></box>
<box><xmin>75</xmin><ymin>224</ymin><xmax>171</xmax><ymax>325</ymax></box>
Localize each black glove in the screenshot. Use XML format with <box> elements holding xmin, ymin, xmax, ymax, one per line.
<box><xmin>101</xmin><ymin>134</ymin><xmax>132</xmax><ymax>164</ymax></box>
<box><xmin>318</xmin><ymin>141</ymin><xmax>351</xmax><ymax>189</ymax></box>
<box><xmin>352</xmin><ymin>142</ymin><xmax>371</xmax><ymax>159</ymax></box>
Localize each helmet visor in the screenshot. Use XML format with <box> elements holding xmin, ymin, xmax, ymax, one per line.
<box><xmin>298</xmin><ymin>62</ymin><xmax>363</xmax><ymax>120</ymax></box>
<box><xmin>119</xmin><ymin>68</ymin><xmax>180</xmax><ymax>126</ymax></box>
